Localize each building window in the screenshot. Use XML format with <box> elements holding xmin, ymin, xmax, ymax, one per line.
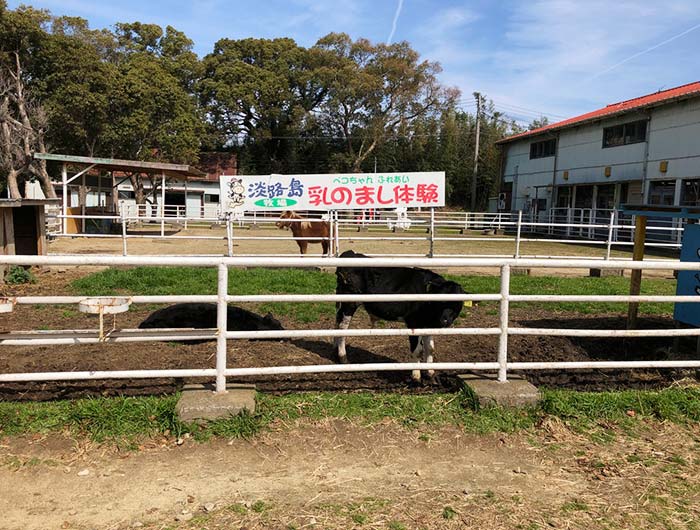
<box><xmin>529</xmin><ymin>138</ymin><xmax>556</xmax><ymax>159</ymax></box>
<box><xmin>204</xmin><ymin>194</ymin><xmax>219</xmax><ymax>203</ymax></box>
<box><xmin>118</xmin><ymin>190</ymin><xmax>135</xmax><ymax>200</ymax></box>
<box><xmin>681</xmin><ymin>179</ymin><xmax>700</xmax><ymax>207</ymax></box>
<box><xmin>648</xmin><ymin>180</ymin><xmax>675</xmax><ymax>206</ymax></box>
<box><xmin>603</xmin><ymin>120</ymin><xmax>646</xmax><ymax>148</ymax></box>
<box><xmin>596</xmin><ymin>184</ymin><xmax>616</xmax><ymax>210</ymax></box>
<box><xmin>555</xmin><ymin>186</ymin><xmax>572</xmax><ymax>208</ymax></box>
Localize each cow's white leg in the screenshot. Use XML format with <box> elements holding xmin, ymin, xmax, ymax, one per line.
<box><xmin>334</xmin><ymin>314</ymin><xmax>353</xmax><ymax>363</ymax></box>
<box><xmin>410</xmin><ymin>336</ymin><xmax>423</xmax><ymax>382</ymax></box>
<box><xmin>422</xmin><ymin>335</ymin><xmax>435</xmax><ymax>379</ymax></box>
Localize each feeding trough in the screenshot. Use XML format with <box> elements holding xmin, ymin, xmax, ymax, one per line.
<box><xmin>78</xmin><ymin>297</ymin><xmax>131</xmax><ymax>341</ymax></box>
<box><xmin>78</xmin><ymin>297</ymin><xmax>130</xmax><ymax>315</ymax></box>
<box><xmin>0</xmin><ymin>297</ymin><xmax>14</xmax><ymax>313</ymax></box>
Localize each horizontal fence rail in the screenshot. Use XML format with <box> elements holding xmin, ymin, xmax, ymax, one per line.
<box><xmin>0</xmin><ymin>255</ymin><xmax>697</xmax><ymax>391</ymax></box>
<box><xmin>47</xmin><ymin>206</ymin><xmax>685</xmax><ymax>260</ymax></box>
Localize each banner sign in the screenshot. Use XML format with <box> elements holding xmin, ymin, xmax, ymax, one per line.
<box><xmin>220</xmin><ymin>172</ymin><xmax>445</xmax><ymax>212</ymax></box>
<box><xmin>674</xmin><ymin>223</ymin><xmax>700</xmax><ymax>327</ymax></box>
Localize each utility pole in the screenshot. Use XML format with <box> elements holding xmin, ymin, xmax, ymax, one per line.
<box><xmin>470</xmin><ymin>92</ymin><xmax>482</xmax><ymax>212</ymax></box>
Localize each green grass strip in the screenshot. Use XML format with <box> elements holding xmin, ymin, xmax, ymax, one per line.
<box><xmin>2</xmin><ymin>387</ymin><xmax>699</xmax><ymax>443</ymax></box>
<box><xmin>70</xmin><ymin>266</ymin><xmax>677</xmax><ymax>321</ymax></box>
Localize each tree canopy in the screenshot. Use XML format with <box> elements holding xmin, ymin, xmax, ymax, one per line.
<box><xmin>0</xmin><ymin>1</ymin><xmax>526</xmax><ymax>207</ymax></box>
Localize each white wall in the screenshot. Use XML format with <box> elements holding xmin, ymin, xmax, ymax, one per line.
<box><xmin>647</xmin><ymin>98</ymin><xmax>700</xmax><ymax>180</ymax></box>
<box><xmin>501</xmin><ymin>96</ymin><xmax>700</xmax><ymax>211</ymax></box>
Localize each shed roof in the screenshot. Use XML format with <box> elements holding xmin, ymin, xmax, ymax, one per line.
<box><xmin>34</xmin><ymin>153</ymin><xmax>207</xmax><ymax>179</ymax></box>
<box><xmin>0</xmin><ymin>198</ymin><xmax>60</xmax><ymax>208</ymax></box>
<box><xmin>496</xmin><ymin>81</ymin><xmax>700</xmax><ymax>145</ymax></box>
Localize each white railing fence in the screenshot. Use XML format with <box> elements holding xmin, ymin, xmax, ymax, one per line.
<box><xmin>1</xmin><ymin>255</ymin><xmax>698</xmax><ymax>393</ymax></box>
<box><xmin>47</xmin><ymin>206</ymin><xmax>684</xmax><ymax>260</ymax></box>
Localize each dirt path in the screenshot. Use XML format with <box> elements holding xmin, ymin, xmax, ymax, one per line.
<box><xmin>2</xmin><ymin>419</ymin><xmax>699</xmax><ymax>530</ymax></box>
<box><xmin>0</xmin><ymin>422</ymin><xmax>585</xmax><ymax>530</ymax></box>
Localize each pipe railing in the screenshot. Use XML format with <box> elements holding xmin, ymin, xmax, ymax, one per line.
<box><xmin>0</xmin><ymin>254</ymin><xmax>698</xmax><ymax>392</ymax></box>
<box><xmin>49</xmin><ymin>207</ymin><xmax>685</xmax><ymax>260</ymax></box>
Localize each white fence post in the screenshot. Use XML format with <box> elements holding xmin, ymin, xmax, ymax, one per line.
<box><xmin>328</xmin><ymin>211</ymin><xmax>335</xmax><ymax>257</ymax></box>
<box><xmin>498</xmin><ymin>263</ymin><xmax>511</xmax><ymax>383</ymax></box>
<box><xmin>334</xmin><ymin>211</ymin><xmax>340</xmax><ymax>257</ymax></box>
<box><xmin>515</xmin><ymin>211</ymin><xmax>523</xmax><ymax>258</ymax></box>
<box><xmin>226</xmin><ymin>214</ymin><xmax>233</xmax><ymax>257</ymax></box>
<box><xmin>429</xmin><ymin>208</ymin><xmax>435</xmax><ymax>257</ymax></box>
<box><xmin>120</xmin><ymin>210</ymin><xmax>128</xmax><ymax>256</ymax></box>
<box><xmin>216</xmin><ymin>263</ymin><xmax>228</xmax><ymax>393</ymax></box>
<box><xmin>605</xmin><ymin>210</ymin><xmax>616</xmax><ymax>260</ymax></box>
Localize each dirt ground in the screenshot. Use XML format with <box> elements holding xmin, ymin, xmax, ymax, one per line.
<box><xmin>2</xmin><ymin>419</ymin><xmax>700</xmax><ymax>530</ymax></box>
<box><xmin>0</xmin><ymin>258</ymin><xmax>694</xmax><ymax>401</ymax></box>
<box><xmin>1</xmin><ymin>241</ymin><xmax>698</xmax><ymax>529</ymax></box>
<box><xmin>0</xmin><ymin>265</ymin><xmax>695</xmax><ymax>400</ymax></box>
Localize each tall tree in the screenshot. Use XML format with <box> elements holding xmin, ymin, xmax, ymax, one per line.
<box><xmin>199</xmin><ymin>37</ymin><xmax>328</xmax><ymax>172</ymax></box>
<box><xmin>314</xmin><ymin>33</ymin><xmax>459</xmax><ymax>172</ymax></box>
<box><xmin>0</xmin><ymin>2</ymin><xmax>56</xmax><ymax>198</ymax></box>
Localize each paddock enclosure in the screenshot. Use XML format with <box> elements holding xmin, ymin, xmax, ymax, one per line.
<box><xmin>47</xmin><ymin>208</ymin><xmax>684</xmax><ymax>260</ymax></box>
<box><xmin>1</xmin><ymin>249</ymin><xmax>699</xmax><ymax>401</ymax></box>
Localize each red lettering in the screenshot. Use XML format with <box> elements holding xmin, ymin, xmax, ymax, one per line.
<box><xmin>355</xmin><ymin>186</ymin><xmax>375</xmax><ymax>205</ymax></box>
<box><xmin>416</xmin><ymin>183</ymin><xmax>439</xmax><ymax>204</ymax></box>
<box><xmin>394</xmin><ymin>185</ymin><xmax>415</xmax><ymax>204</ymax></box>
<box><xmin>330</xmin><ymin>187</ymin><xmax>353</xmax><ymax>205</ymax></box>
<box><xmin>376</xmin><ymin>185</ymin><xmax>393</xmax><ymax>205</ymax></box>
<box><xmin>309</xmin><ymin>186</ymin><xmax>330</xmax><ymax>206</ymax></box>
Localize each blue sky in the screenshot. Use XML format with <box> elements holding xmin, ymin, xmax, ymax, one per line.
<box><xmin>9</xmin><ymin>0</ymin><xmax>700</xmax><ymax>124</ymax></box>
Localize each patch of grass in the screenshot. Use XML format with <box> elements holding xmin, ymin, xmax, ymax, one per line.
<box><xmin>449</xmin><ymin>274</ymin><xmax>676</xmax><ymax>316</ymax></box>
<box><xmin>71</xmin><ymin>267</ymin><xmax>678</xmax><ymax>326</ymax></box>
<box><xmin>442</xmin><ymin>506</ymin><xmax>457</xmax><ymax>520</ymax></box>
<box><xmin>540</xmin><ymin>387</ymin><xmax>700</xmax><ymax>427</ymax></box>
<box><xmin>561</xmin><ymin>499</ymin><xmax>589</xmax><ymax>513</ymax></box>
<box><xmin>71</xmin><ymin>266</ymin><xmax>336</xmax><ymax>323</ymax></box>
<box><xmin>5</xmin><ymin>265</ymin><xmax>36</xmax><ymax>284</ymax></box>
<box><xmin>3</xmin><ymin>387</ymin><xmax>700</xmax><ymax>443</ymax></box>
<box><xmin>387</xmin><ymin>522</ymin><xmax>407</xmax><ymax>530</ymax></box>
<box><xmin>226</xmin><ymin>503</ymin><xmax>248</xmax><ymax>514</ymax></box>
<box><xmin>251</xmin><ymin>500</ymin><xmax>268</xmax><ymax>513</ymax></box>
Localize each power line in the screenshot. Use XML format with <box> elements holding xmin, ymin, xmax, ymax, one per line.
<box><xmin>491</xmin><ymin>101</ymin><xmax>567</xmax><ymax>120</ymax></box>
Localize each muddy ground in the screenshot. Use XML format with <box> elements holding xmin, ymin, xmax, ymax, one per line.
<box><xmin>0</xmin><ymin>266</ymin><xmax>696</xmax><ymax>400</ymax></box>
<box><xmin>0</xmin><ymin>237</ymin><xmax>691</xmax><ymax>401</ymax></box>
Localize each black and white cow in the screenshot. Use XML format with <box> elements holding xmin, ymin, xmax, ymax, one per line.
<box><xmin>139</xmin><ymin>303</ymin><xmax>284</xmax><ymax>341</ymax></box>
<box><xmin>334</xmin><ymin>250</ymin><xmax>465</xmax><ymax>381</ymax></box>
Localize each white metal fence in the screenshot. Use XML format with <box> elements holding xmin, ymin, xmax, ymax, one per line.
<box><xmin>46</xmin><ymin>206</ymin><xmax>684</xmax><ymax>260</ymax></box>
<box><xmin>1</xmin><ymin>254</ymin><xmax>698</xmax><ymax>393</ymax></box>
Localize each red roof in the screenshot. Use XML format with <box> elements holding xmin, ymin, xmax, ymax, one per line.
<box><xmin>496</xmin><ymin>81</ymin><xmax>700</xmax><ymax>144</ymax></box>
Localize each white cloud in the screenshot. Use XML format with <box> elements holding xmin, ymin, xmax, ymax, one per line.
<box><xmin>387</xmin><ymin>0</ymin><xmax>404</xmax><ymax>45</ymax></box>
<box><xmin>428</xmin><ymin>0</ymin><xmax>700</xmax><ymax>119</ymax></box>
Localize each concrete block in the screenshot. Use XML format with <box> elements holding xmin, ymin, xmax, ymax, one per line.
<box><xmin>589</xmin><ymin>268</ymin><xmax>624</xmax><ymax>278</ymax></box>
<box><xmin>511</xmin><ymin>267</ymin><xmax>531</xmax><ymax>276</ymax></box>
<box><xmin>459</xmin><ymin>373</ymin><xmax>540</xmax><ymax>408</ymax></box>
<box><xmin>176</xmin><ymin>383</ymin><xmax>256</xmax><ymax>423</ymax></box>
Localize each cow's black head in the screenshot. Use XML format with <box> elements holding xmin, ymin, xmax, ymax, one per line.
<box><xmin>428</xmin><ymin>280</ymin><xmax>465</xmax><ymax>327</ymax></box>
<box><xmin>263</xmin><ymin>312</ymin><xmax>284</xmax><ymax>330</ymax></box>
